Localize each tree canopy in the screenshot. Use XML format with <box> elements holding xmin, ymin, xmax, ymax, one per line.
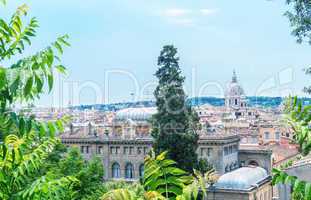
<box><xmin>151</xmin><ymin>45</ymin><xmax>200</xmax><ymax>173</ymax></box>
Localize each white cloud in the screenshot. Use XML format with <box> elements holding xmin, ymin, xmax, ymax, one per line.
<box><xmin>162</xmin><ymin>8</ymin><xmax>192</xmax><ymax>17</ymax></box>
<box><xmin>200</xmin><ymin>8</ymin><xmax>218</xmax><ymax>16</ymax></box>
<box><xmin>159</xmin><ymin>8</ymin><xmax>218</xmax><ymax>26</ymax></box>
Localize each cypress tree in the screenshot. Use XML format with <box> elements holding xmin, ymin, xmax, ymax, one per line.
<box><xmin>151</xmin><ymin>45</ymin><xmax>200</xmax><ymax>172</ymax></box>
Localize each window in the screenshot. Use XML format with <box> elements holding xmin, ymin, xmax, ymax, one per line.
<box><xmin>264</xmin><ymin>132</ymin><xmax>270</xmax><ymax>140</ymax></box>
<box><xmin>129</xmin><ymin>147</ymin><xmax>134</xmax><ymax>155</ymax></box>
<box><xmin>81</xmin><ymin>146</ymin><xmax>84</xmax><ymax>153</ymax></box>
<box><xmin>207</xmin><ymin>148</ymin><xmax>213</xmax><ymax>157</ymax></box>
<box><xmin>253</xmin><ymin>137</ymin><xmax>258</xmax><ymax>144</ymax></box>
<box><xmin>125</xmin><ymin>163</ymin><xmax>134</xmax><ymax>179</ymax></box>
<box><xmin>200</xmin><ymin>148</ymin><xmax>205</xmax><ymax>156</ymax></box>
<box><xmin>97</xmin><ymin>146</ymin><xmax>103</xmax><ymax>154</ymax></box>
<box><xmin>137</xmin><ymin>147</ymin><xmax>142</xmax><ymax>154</ymax></box>
<box><xmin>139</xmin><ymin>164</ymin><xmax>144</xmax><ymax>177</ymax></box>
<box><xmin>229</xmin><ymin>146</ymin><xmax>233</xmax><ymax>154</ymax></box>
<box><xmin>249</xmin><ymin>160</ymin><xmax>259</xmax><ymax>166</ymax></box>
<box><xmin>110</xmin><ymin>147</ymin><xmax>114</xmax><ymax>154</ymax></box>
<box><xmin>275</xmin><ymin>132</ymin><xmax>280</xmax><ymax>140</ymax></box>
<box><xmin>143</xmin><ymin>147</ymin><xmax>148</xmax><ymax>155</ymax></box>
<box><xmin>235</xmin><ymin>99</ymin><xmax>238</xmax><ymax>105</ymax></box>
<box><xmin>233</xmin><ymin>145</ymin><xmax>238</xmax><ymax>152</ymax></box>
<box><xmin>86</xmin><ymin>146</ymin><xmax>90</xmax><ymax>154</ymax></box>
<box><xmin>224</xmin><ymin>147</ymin><xmax>229</xmax><ymax>155</ymax></box>
<box><xmin>123</xmin><ymin>146</ymin><xmax>128</xmax><ymax>154</ymax></box>
<box><xmin>116</xmin><ymin>146</ymin><xmax>120</xmax><ymax>154</ymax></box>
<box><xmin>286</xmin><ymin>132</ymin><xmax>290</xmax><ymax>137</ymax></box>
<box><xmin>112</xmin><ymin>163</ymin><xmax>120</xmax><ymax>178</ymax></box>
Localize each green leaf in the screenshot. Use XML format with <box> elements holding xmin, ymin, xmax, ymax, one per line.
<box><xmin>55</xmin><ymin>65</ymin><xmax>66</xmax><ymax>74</ymax></box>
<box><xmin>305</xmin><ymin>183</ymin><xmax>311</xmax><ymax>200</ymax></box>
<box><xmin>0</xmin><ymin>67</ymin><xmax>6</xmax><ymax>90</ymax></box>
<box><xmin>48</xmin><ymin>73</ymin><xmax>53</xmax><ymax>92</ymax></box>
<box><xmin>53</xmin><ymin>41</ymin><xmax>63</xmax><ymax>54</ymax></box>
<box><xmin>35</xmin><ymin>74</ymin><xmax>43</xmax><ymax>93</ymax></box>
<box><xmin>24</xmin><ymin>76</ymin><xmax>33</xmax><ymax>96</ymax></box>
<box><xmin>10</xmin><ymin>75</ymin><xmax>20</xmax><ymax>94</ymax></box>
<box><xmin>0</xmin><ymin>0</ymin><xmax>6</xmax><ymax>5</ymax></box>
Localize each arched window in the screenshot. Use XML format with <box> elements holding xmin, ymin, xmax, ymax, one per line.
<box><xmin>112</xmin><ymin>162</ymin><xmax>120</xmax><ymax>178</ymax></box>
<box><xmin>125</xmin><ymin>163</ymin><xmax>134</xmax><ymax>179</ymax></box>
<box><xmin>249</xmin><ymin>160</ymin><xmax>259</xmax><ymax>166</ymax></box>
<box><xmin>139</xmin><ymin>164</ymin><xmax>144</xmax><ymax>177</ymax></box>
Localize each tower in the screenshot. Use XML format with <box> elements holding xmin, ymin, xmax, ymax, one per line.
<box><xmin>225</xmin><ymin>70</ymin><xmax>247</xmax><ymax>110</ymax></box>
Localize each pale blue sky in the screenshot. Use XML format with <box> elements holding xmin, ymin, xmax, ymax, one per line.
<box><xmin>2</xmin><ymin>0</ymin><xmax>311</xmax><ymax>107</ymax></box>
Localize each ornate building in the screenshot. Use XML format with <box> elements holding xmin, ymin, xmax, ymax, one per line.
<box><xmin>61</xmin><ymin>106</ymin><xmax>272</xmax><ymax>181</ymax></box>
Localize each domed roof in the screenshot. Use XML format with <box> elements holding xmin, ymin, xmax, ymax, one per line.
<box><xmin>115</xmin><ymin>107</ymin><xmax>157</xmax><ymax>121</ymax></box>
<box><xmin>214</xmin><ymin>166</ymin><xmax>268</xmax><ymax>190</ymax></box>
<box><xmin>226</xmin><ymin>70</ymin><xmax>245</xmax><ymax>97</ymax></box>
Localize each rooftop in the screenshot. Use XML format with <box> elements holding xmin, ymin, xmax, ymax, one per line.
<box><xmin>213</xmin><ymin>166</ymin><xmax>269</xmax><ymax>191</ymax></box>
<box><xmin>115</xmin><ymin>107</ymin><xmax>157</xmax><ymax>121</ymax></box>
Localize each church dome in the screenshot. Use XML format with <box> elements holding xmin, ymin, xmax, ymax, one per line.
<box><xmin>115</xmin><ymin>107</ymin><xmax>157</xmax><ymax>121</ymax></box>
<box><xmin>214</xmin><ymin>166</ymin><xmax>268</xmax><ymax>190</ymax></box>
<box><xmin>226</xmin><ymin>71</ymin><xmax>245</xmax><ymax>97</ymax></box>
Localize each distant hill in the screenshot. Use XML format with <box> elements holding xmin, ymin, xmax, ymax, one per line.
<box><xmin>73</xmin><ymin>96</ymin><xmax>311</xmax><ymax>111</ymax></box>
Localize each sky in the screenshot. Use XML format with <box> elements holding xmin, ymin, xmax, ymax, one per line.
<box><xmin>2</xmin><ymin>0</ymin><xmax>311</xmax><ymax>107</ymax></box>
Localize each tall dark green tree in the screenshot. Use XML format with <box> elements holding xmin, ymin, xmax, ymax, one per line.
<box><xmin>151</xmin><ymin>45</ymin><xmax>200</xmax><ymax>172</ymax></box>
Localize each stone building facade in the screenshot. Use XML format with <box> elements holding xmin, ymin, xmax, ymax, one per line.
<box><xmin>61</xmin><ymin>107</ymin><xmax>271</xmax><ymax>181</ymax></box>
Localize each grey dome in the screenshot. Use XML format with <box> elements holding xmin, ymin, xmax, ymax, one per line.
<box><xmin>214</xmin><ymin>167</ymin><xmax>268</xmax><ymax>190</ymax></box>
<box><xmin>115</xmin><ymin>107</ymin><xmax>157</xmax><ymax>121</ymax></box>
<box><xmin>226</xmin><ymin>82</ymin><xmax>245</xmax><ymax>96</ymax></box>
<box><xmin>226</xmin><ymin>70</ymin><xmax>245</xmax><ymax>97</ymax></box>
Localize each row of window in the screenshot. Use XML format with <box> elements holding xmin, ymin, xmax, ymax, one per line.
<box><xmin>80</xmin><ymin>145</ymin><xmax>150</xmax><ymax>155</ymax></box>
<box><xmin>224</xmin><ymin>145</ymin><xmax>238</xmax><ymax>156</ymax></box>
<box><xmin>110</xmin><ymin>146</ymin><xmax>149</xmax><ymax>155</ymax></box>
<box><xmin>264</xmin><ymin>131</ymin><xmax>280</xmax><ymax>140</ymax></box>
<box><xmin>81</xmin><ymin>146</ymin><xmax>90</xmax><ymax>154</ymax></box>
<box><xmin>200</xmin><ymin>147</ymin><xmax>213</xmax><ymax>157</ymax></box>
<box><xmin>81</xmin><ymin>145</ymin><xmax>103</xmax><ymax>154</ymax></box>
<box><xmin>112</xmin><ymin>162</ymin><xmax>144</xmax><ymax>179</ymax></box>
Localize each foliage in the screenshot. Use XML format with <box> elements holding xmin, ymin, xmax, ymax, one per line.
<box><xmin>0</xmin><ymin>133</ymin><xmax>78</xmax><ymax>199</ymax></box>
<box><xmin>0</xmin><ymin>1</ymin><xmax>77</xmax><ymax>199</ymax></box>
<box><xmin>196</xmin><ymin>158</ymin><xmax>214</xmax><ymax>174</ymax></box>
<box><xmin>272</xmin><ymin>96</ymin><xmax>311</xmax><ymax>199</ymax></box>
<box><xmin>101</xmin><ymin>151</ymin><xmax>214</xmax><ymax>200</ymax></box>
<box><xmin>47</xmin><ymin>147</ymin><xmax>105</xmax><ymax>200</ymax></box>
<box><xmin>285</xmin><ymin>0</ymin><xmax>311</xmax><ymax>44</ymax></box>
<box><xmin>84</xmin><ymin>181</ymin><xmax>144</xmax><ymax>200</ymax></box>
<box><xmin>143</xmin><ymin>151</ymin><xmax>193</xmax><ymax>199</ymax></box>
<box><xmin>151</xmin><ymin>45</ymin><xmax>200</xmax><ymax>172</ymax></box>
